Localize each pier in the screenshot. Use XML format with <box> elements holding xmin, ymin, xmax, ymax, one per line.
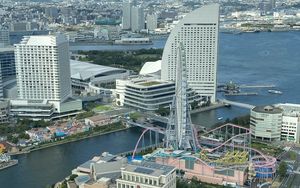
<box><xmin>239</xmin><ymin>84</ymin><xmax>276</xmax><ymax>88</ymax></box>
<box><xmin>219</xmin><ymin>99</ymin><xmax>255</xmax><ymax>109</ymax></box>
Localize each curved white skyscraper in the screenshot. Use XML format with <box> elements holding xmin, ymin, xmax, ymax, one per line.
<box><xmin>161</xmin><ymin>4</ymin><xmax>220</xmax><ymax>103</ymax></box>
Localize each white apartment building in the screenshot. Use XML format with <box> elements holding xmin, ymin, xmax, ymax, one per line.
<box><xmin>146</xmin><ymin>13</ymin><xmax>158</xmax><ymax>31</ymax></box>
<box><xmin>277</xmin><ymin>103</ymin><xmax>300</xmax><ymax>143</ymax></box>
<box><xmin>131</xmin><ymin>6</ymin><xmax>144</xmax><ymax>32</ymax></box>
<box><xmin>122</xmin><ymin>2</ymin><xmax>132</xmax><ymax>30</ymax></box>
<box><xmin>14</xmin><ymin>34</ymin><xmax>72</xmax><ymax>112</ymax></box>
<box><xmin>11</xmin><ymin>34</ymin><xmax>82</xmax><ymax>120</ymax></box>
<box><xmin>116</xmin><ymin>161</ymin><xmax>176</xmax><ymax>188</ymax></box>
<box><xmin>250</xmin><ymin>105</ymin><xmax>283</xmax><ymax>141</ymax></box>
<box><xmin>161</xmin><ymin>4</ymin><xmax>220</xmax><ymax>103</ymax></box>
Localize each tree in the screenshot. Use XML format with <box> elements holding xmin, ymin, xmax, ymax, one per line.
<box><xmin>19</xmin><ymin>133</ymin><xmax>30</xmax><ymax>140</ymax></box>
<box><xmin>278</xmin><ymin>161</ymin><xmax>287</xmax><ymax>180</ymax></box>
<box><xmin>155</xmin><ymin>106</ymin><xmax>170</xmax><ymax>116</ymax></box>
<box><xmin>289</xmin><ymin>151</ymin><xmax>297</xmax><ymax>161</ymax></box>
<box><xmin>190</xmin><ymin>100</ymin><xmax>199</xmax><ymax>110</ymax></box>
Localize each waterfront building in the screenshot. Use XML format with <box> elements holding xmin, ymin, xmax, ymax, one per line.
<box><xmin>115</xmin><ymin>76</ymin><xmax>201</xmax><ymax>111</ymax></box>
<box><xmin>12</xmin><ymin>34</ymin><xmax>82</xmax><ymax>120</ymax></box>
<box><xmin>114</xmin><ymin>38</ymin><xmax>152</xmax><ymax>45</ymax></box>
<box><xmin>277</xmin><ymin>103</ymin><xmax>300</xmax><ymax>143</ymax></box>
<box><xmin>131</xmin><ymin>6</ymin><xmax>145</xmax><ymax>32</ymax></box>
<box><xmin>0</xmin><ymin>30</ymin><xmax>10</xmax><ymax>48</ymax></box>
<box><xmin>9</xmin><ymin>99</ymin><xmax>82</xmax><ymax>121</ymax></box>
<box><xmin>146</xmin><ymin>13</ymin><xmax>158</xmax><ymax>31</ymax></box>
<box><xmin>250</xmin><ymin>105</ymin><xmax>282</xmax><ymax>141</ymax></box>
<box><xmin>70</xmin><ymin>60</ymin><xmax>129</xmax><ymax>95</ymax></box>
<box><xmin>161</xmin><ymin>4</ymin><xmax>220</xmax><ymax>103</ymax></box>
<box><xmin>116</xmin><ymin>161</ymin><xmax>176</xmax><ymax>188</ymax></box>
<box><xmin>122</xmin><ymin>1</ymin><xmax>132</xmax><ymax>30</ymax></box>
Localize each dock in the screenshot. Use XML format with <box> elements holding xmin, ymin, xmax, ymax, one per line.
<box><xmin>239</xmin><ymin>84</ymin><xmax>276</xmax><ymax>88</ymax></box>
<box><xmin>0</xmin><ymin>159</ymin><xmax>18</xmax><ymax>170</ymax></box>
<box><xmin>224</xmin><ymin>92</ymin><xmax>258</xmax><ymax>96</ymax></box>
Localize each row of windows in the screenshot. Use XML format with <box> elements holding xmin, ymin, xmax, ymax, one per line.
<box><xmin>282</xmin><ymin>122</ymin><xmax>297</xmax><ymax>125</ymax></box>
<box><xmin>122</xmin><ymin>173</ymin><xmax>159</xmax><ymax>186</ymax></box>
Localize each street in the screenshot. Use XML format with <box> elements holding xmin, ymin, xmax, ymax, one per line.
<box><xmin>279</xmin><ymin>146</ymin><xmax>300</xmax><ymax>188</ymax></box>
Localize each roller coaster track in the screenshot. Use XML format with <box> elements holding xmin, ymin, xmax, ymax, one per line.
<box><xmin>132</xmin><ymin>124</ymin><xmax>276</xmax><ymax>176</ymax></box>
<box><xmin>193</xmin><ymin>124</ymin><xmax>276</xmax><ymax>172</ymax></box>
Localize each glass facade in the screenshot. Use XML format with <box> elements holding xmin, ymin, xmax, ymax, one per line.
<box><xmin>0</xmin><ymin>50</ymin><xmax>16</xmax><ymax>79</ymax></box>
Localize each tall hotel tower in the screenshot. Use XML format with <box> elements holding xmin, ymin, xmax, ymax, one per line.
<box><xmin>122</xmin><ymin>1</ymin><xmax>132</xmax><ymax>30</ymax></box>
<box><xmin>161</xmin><ymin>4</ymin><xmax>220</xmax><ymax>103</ymax></box>
<box><xmin>14</xmin><ymin>34</ymin><xmax>72</xmax><ymax>109</ymax></box>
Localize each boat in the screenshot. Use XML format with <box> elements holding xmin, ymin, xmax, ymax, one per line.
<box><xmin>0</xmin><ymin>153</ymin><xmax>18</xmax><ymax>170</ymax></box>
<box><xmin>217</xmin><ymin>117</ymin><xmax>223</xmax><ymax>120</ymax></box>
<box><xmin>268</xmin><ymin>90</ymin><xmax>283</xmax><ymax>94</ymax></box>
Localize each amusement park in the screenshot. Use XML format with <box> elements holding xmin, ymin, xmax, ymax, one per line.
<box><xmin>129</xmin><ymin>45</ymin><xmax>277</xmax><ymax>187</ymax></box>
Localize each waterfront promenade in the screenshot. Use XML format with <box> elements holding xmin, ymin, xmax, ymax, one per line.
<box><xmin>9</xmin><ymin>126</ymin><xmax>129</xmax><ymax>156</ymax></box>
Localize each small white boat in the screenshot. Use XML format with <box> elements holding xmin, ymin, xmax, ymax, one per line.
<box><xmin>217</xmin><ymin>117</ymin><xmax>223</xmax><ymax>120</ymax></box>
<box><xmin>268</xmin><ymin>90</ymin><xmax>283</xmax><ymax>94</ymax></box>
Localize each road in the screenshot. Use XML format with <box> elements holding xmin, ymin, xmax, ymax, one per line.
<box><xmin>279</xmin><ymin>147</ymin><xmax>300</xmax><ymax>188</ymax></box>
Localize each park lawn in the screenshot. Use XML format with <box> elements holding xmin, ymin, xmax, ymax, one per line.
<box><xmin>93</xmin><ymin>105</ymin><xmax>113</xmax><ymax>111</ymax></box>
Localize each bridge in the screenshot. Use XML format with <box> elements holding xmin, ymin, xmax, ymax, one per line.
<box><xmin>219</xmin><ymin>99</ymin><xmax>255</xmax><ymax>109</ymax></box>
<box><xmin>125</xmin><ymin>120</ymin><xmax>166</xmax><ymax>134</ymax></box>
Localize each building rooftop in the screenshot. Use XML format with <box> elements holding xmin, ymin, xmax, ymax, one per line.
<box><xmin>17</xmin><ymin>34</ymin><xmax>67</xmax><ymax>46</ymax></box>
<box><xmin>139</xmin><ymin>60</ymin><xmax>161</xmax><ymax>75</ymax></box>
<box><xmin>124</xmin><ymin>161</ymin><xmax>175</xmax><ymax>177</ymax></box>
<box><xmin>252</xmin><ymin>105</ymin><xmax>283</xmax><ymax>114</ymax></box>
<box><xmin>0</xmin><ymin>47</ymin><xmax>14</xmax><ymax>52</ymax></box>
<box><xmin>139</xmin><ymin>81</ymin><xmax>162</xmax><ymax>86</ymax></box>
<box><xmin>70</xmin><ymin>60</ymin><xmax>127</xmax><ymax>81</ymax></box>
<box><xmin>85</xmin><ymin>114</ymin><xmax>110</xmax><ymax>123</ymax></box>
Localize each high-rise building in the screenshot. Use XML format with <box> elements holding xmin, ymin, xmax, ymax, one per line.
<box><xmin>270</xmin><ymin>0</ymin><xmax>276</xmax><ymax>9</ymax></box>
<box><xmin>0</xmin><ymin>47</ymin><xmax>15</xmax><ymax>79</ymax></box>
<box><xmin>0</xmin><ymin>30</ymin><xmax>10</xmax><ymax>48</ymax></box>
<box><xmin>45</xmin><ymin>7</ymin><xmax>59</xmax><ymax>18</ymax></box>
<box><xmin>15</xmin><ymin>34</ymin><xmax>72</xmax><ymax>105</ymax></box>
<box><xmin>0</xmin><ymin>47</ymin><xmax>15</xmax><ymax>99</ymax></box>
<box><xmin>122</xmin><ymin>1</ymin><xmax>132</xmax><ymax>30</ymax></box>
<box><xmin>146</xmin><ymin>13</ymin><xmax>158</xmax><ymax>31</ymax></box>
<box><xmin>161</xmin><ymin>4</ymin><xmax>220</xmax><ymax>103</ymax></box>
<box><xmin>131</xmin><ymin>6</ymin><xmax>144</xmax><ymax>32</ymax></box>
